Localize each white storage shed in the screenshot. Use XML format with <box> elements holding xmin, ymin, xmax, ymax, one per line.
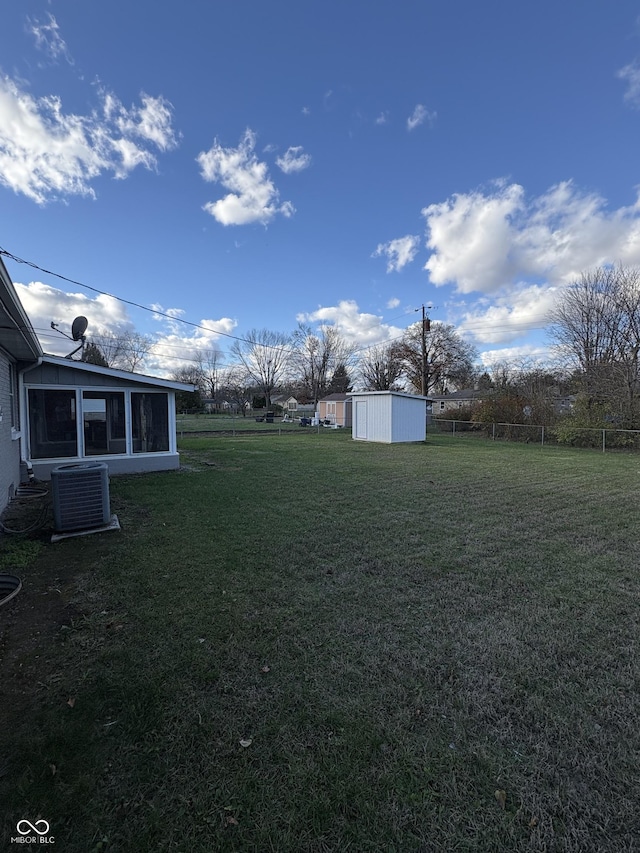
<box><xmin>349</xmin><ymin>391</ymin><xmax>428</xmax><ymax>443</ymax></box>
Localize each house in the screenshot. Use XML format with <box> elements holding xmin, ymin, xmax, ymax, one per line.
<box><xmin>0</xmin><ymin>257</ymin><xmax>195</xmax><ymax>510</ymax></box>
<box><xmin>349</xmin><ymin>391</ymin><xmax>428</xmax><ymax>443</ymax></box>
<box><xmin>0</xmin><ymin>257</ymin><xmax>42</xmax><ymax>514</ymax></box>
<box><xmin>271</xmin><ymin>394</ymin><xmax>299</xmax><ymax>415</ymax></box>
<box><xmin>429</xmin><ymin>388</ymin><xmax>485</xmax><ymax>414</ymax></box>
<box><xmin>318</xmin><ymin>393</ymin><xmax>352</xmax><ymax>427</ymax></box>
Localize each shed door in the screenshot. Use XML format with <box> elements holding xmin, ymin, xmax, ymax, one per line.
<box><xmin>355</xmin><ymin>401</ymin><xmax>367</xmax><ymax>439</ymax></box>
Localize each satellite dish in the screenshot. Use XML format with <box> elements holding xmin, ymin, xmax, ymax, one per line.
<box><xmin>71</xmin><ymin>316</ymin><xmax>88</xmax><ymax>341</ymax></box>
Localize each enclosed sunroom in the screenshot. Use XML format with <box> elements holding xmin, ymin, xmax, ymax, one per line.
<box><xmin>22</xmin><ymin>356</ymin><xmax>194</xmax><ymax>479</ymax></box>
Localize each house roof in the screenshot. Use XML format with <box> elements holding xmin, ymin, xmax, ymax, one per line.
<box><xmin>429</xmin><ymin>388</ymin><xmax>485</xmax><ymax>401</ymax></box>
<box><xmin>348</xmin><ymin>390</ymin><xmax>430</xmax><ymax>401</ymax></box>
<box><xmin>319</xmin><ymin>393</ymin><xmax>351</xmax><ymax>402</ymax></box>
<box><xmin>0</xmin><ymin>256</ymin><xmax>43</xmax><ymax>362</ymax></box>
<box><xmin>28</xmin><ymin>355</ymin><xmax>196</xmax><ymax>391</ymax></box>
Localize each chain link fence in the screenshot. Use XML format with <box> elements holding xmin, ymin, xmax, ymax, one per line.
<box><xmin>429</xmin><ymin>418</ymin><xmax>640</xmax><ymax>452</ymax></box>
<box><xmin>176</xmin><ymin>413</ymin><xmax>332</xmax><ymax>438</ymax></box>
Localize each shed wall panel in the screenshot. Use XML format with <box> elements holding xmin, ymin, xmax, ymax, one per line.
<box><xmin>350</xmin><ymin>392</ymin><xmax>426</xmax><ymax>443</ymax></box>
<box><xmin>391</xmin><ymin>395</ymin><xmax>426</xmax><ymax>442</ymax></box>
<box><xmin>371</xmin><ymin>394</ymin><xmax>392</xmax><ymax>442</ymax></box>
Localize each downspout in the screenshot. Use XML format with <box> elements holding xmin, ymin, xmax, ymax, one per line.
<box><xmin>17</xmin><ymin>356</ymin><xmax>42</xmax><ymax>480</ymax></box>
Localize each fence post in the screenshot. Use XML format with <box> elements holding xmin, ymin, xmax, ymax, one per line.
<box><xmin>453</xmin><ymin>420</ymin><xmax>456</xmax><ymax>436</ymax></box>
<box><xmin>492</xmin><ymin>422</ymin><xmax>496</xmax><ymax>441</ymax></box>
<box><xmin>233</xmin><ymin>414</ymin><xmax>236</xmax><ymax>437</ymax></box>
<box><xmin>602</xmin><ymin>429</ymin><xmax>605</xmax><ymax>453</ymax></box>
<box><xmin>541</xmin><ymin>425</ymin><xmax>544</xmax><ymax>447</ymax></box>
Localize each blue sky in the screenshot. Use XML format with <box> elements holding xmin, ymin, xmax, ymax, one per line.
<box><xmin>2</xmin><ymin>0</ymin><xmax>640</xmax><ymax>377</ymax></box>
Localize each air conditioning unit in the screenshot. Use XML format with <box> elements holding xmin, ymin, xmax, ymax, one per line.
<box><xmin>51</xmin><ymin>462</ymin><xmax>111</xmax><ymax>533</ymax></box>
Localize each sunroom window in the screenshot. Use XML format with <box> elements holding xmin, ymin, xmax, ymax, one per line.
<box><xmin>28</xmin><ymin>389</ymin><xmax>77</xmax><ymax>459</ymax></box>
<box><xmin>132</xmin><ymin>393</ymin><xmax>169</xmax><ymax>453</ymax></box>
<box><xmin>83</xmin><ymin>391</ymin><xmax>126</xmax><ymax>455</ymax></box>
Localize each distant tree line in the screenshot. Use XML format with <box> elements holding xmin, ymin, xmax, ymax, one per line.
<box><xmin>79</xmin><ymin>264</ymin><xmax>640</xmax><ymax>435</ymax></box>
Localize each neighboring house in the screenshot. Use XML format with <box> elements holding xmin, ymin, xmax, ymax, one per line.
<box><xmin>271</xmin><ymin>394</ymin><xmax>299</xmax><ymax>415</ymax></box>
<box><xmin>429</xmin><ymin>389</ymin><xmax>485</xmax><ymax>414</ymax></box>
<box><xmin>318</xmin><ymin>393</ymin><xmax>352</xmax><ymax>427</ymax></box>
<box><xmin>0</xmin><ymin>257</ymin><xmax>42</xmax><ymax>515</ymax></box>
<box><xmin>350</xmin><ymin>391</ymin><xmax>428</xmax><ymax>443</ymax></box>
<box><xmin>0</xmin><ymin>258</ymin><xmax>195</xmax><ymax>505</ymax></box>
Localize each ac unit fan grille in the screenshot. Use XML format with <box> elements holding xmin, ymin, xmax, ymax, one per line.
<box><xmin>51</xmin><ymin>464</ymin><xmax>111</xmax><ymax>532</ymax></box>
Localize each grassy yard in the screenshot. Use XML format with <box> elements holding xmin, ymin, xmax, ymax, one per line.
<box><xmin>176</xmin><ymin>413</ymin><xmax>313</xmax><ymax>434</ymax></box>
<box><xmin>2</xmin><ymin>432</ymin><xmax>640</xmax><ymax>851</ymax></box>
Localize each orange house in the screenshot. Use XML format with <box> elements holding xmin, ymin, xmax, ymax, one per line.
<box><xmin>318</xmin><ymin>393</ymin><xmax>352</xmax><ymax>427</ymax></box>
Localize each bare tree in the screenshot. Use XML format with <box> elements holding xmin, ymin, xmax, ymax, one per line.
<box><xmin>549</xmin><ymin>265</ymin><xmax>640</xmax><ymax>425</ymax></box>
<box><xmin>230</xmin><ymin>328</ymin><xmax>291</xmax><ymax>408</ymax></box>
<box><xmin>359</xmin><ymin>343</ymin><xmax>404</xmax><ymax>390</ymax></box>
<box><xmin>91</xmin><ymin>330</ymin><xmax>154</xmax><ymax>372</ymax></box>
<box><xmin>397</xmin><ymin>322</ymin><xmax>477</xmax><ymax>395</ymax></box>
<box><xmin>218</xmin><ymin>366</ymin><xmax>254</xmax><ymax>415</ymax></box>
<box><xmin>291</xmin><ymin>324</ymin><xmax>357</xmax><ymax>403</ymax></box>
<box><xmin>549</xmin><ymin>267</ymin><xmax>620</xmax><ymax>377</ymax></box>
<box><xmin>193</xmin><ymin>347</ymin><xmax>223</xmax><ymax>399</ymax></box>
<box><xmin>91</xmin><ymin>331</ymin><xmax>126</xmax><ymax>367</ymax></box>
<box><xmin>119</xmin><ymin>331</ymin><xmax>153</xmax><ymax>372</ymax></box>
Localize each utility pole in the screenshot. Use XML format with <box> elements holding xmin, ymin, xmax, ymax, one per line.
<box><xmin>421</xmin><ymin>305</ymin><xmax>430</xmax><ymax>396</ymax></box>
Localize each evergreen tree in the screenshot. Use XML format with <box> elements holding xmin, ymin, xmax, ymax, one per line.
<box><xmin>81</xmin><ymin>342</ymin><xmax>109</xmax><ymax>367</ymax></box>
<box><xmin>327</xmin><ymin>363</ymin><xmax>352</xmax><ymax>394</ymax></box>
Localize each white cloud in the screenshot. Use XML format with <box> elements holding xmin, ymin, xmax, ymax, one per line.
<box><xmin>297</xmin><ymin>300</ymin><xmax>403</xmax><ymax>347</ymax></box>
<box><xmin>27</xmin><ymin>13</ymin><xmax>73</xmax><ymax>64</ymax></box>
<box><xmin>387</xmin><ymin>297</ymin><xmax>400</xmax><ymax>309</ymax></box>
<box><xmin>110</xmin><ymin>93</ymin><xmax>178</xmax><ymax>151</ymax></box>
<box><xmin>276</xmin><ymin>146</ymin><xmax>312</xmax><ymax>174</ymax></box>
<box><xmin>422</xmin><ymin>180</ymin><xmax>640</xmax><ymax>294</ymax></box>
<box><xmin>479</xmin><ymin>344</ymin><xmax>554</xmax><ymax>368</ymax></box>
<box><xmin>0</xmin><ymin>77</ymin><xmax>179</xmax><ymax>204</ymax></box>
<box><xmin>197</xmin><ymin>129</ymin><xmax>295</xmax><ymax>226</ymax></box>
<box><xmin>15</xmin><ymin>280</ymin><xmax>236</xmax><ymax>375</ymax></box>
<box><xmin>146</xmin><ymin>316</ymin><xmax>236</xmax><ymax>376</ymax></box>
<box><xmin>456</xmin><ymin>283</ymin><xmax>558</xmax><ymax>345</ymax></box>
<box><xmin>375</xmin><ymin>111</ymin><xmax>389</xmax><ymax>125</ymax></box>
<box><xmin>618</xmin><ymin>60</ymin><xmax>640</xmax><ymax>106</ymax></box>
<box><xmin>407</xmin><ymin>104</ymin><xmax>436</xmax><ymax>131</ymax></box>
<box><xmin>372</xmin><ymin>235</ymin><xmax>420</xmax><ymax>272</ymax></box>
<box><xmin>15</xmin><ymin>281</ymin><xmax>133</xmax><ymax>355</ymax></box>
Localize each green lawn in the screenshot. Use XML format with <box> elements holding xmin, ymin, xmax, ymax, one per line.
<box><xmin>2</xmin><ymin>432</ymin><xmax>640</xmax><ymax>851</ymax></box>
<box><xmin>176</xmin><ymin>413</ymin><xmax>313</xmax><ymax>434</ymax></box>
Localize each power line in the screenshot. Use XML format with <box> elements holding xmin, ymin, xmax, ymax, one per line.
<box><xmin>0</xmin><ymin>246</ymin><xmax>279</xmax><ymax>350</ymax></box>
<box><xmin>2</xmin><ymin>247</ymin><xmax>552</xmax><ymax>367</ymax></box>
